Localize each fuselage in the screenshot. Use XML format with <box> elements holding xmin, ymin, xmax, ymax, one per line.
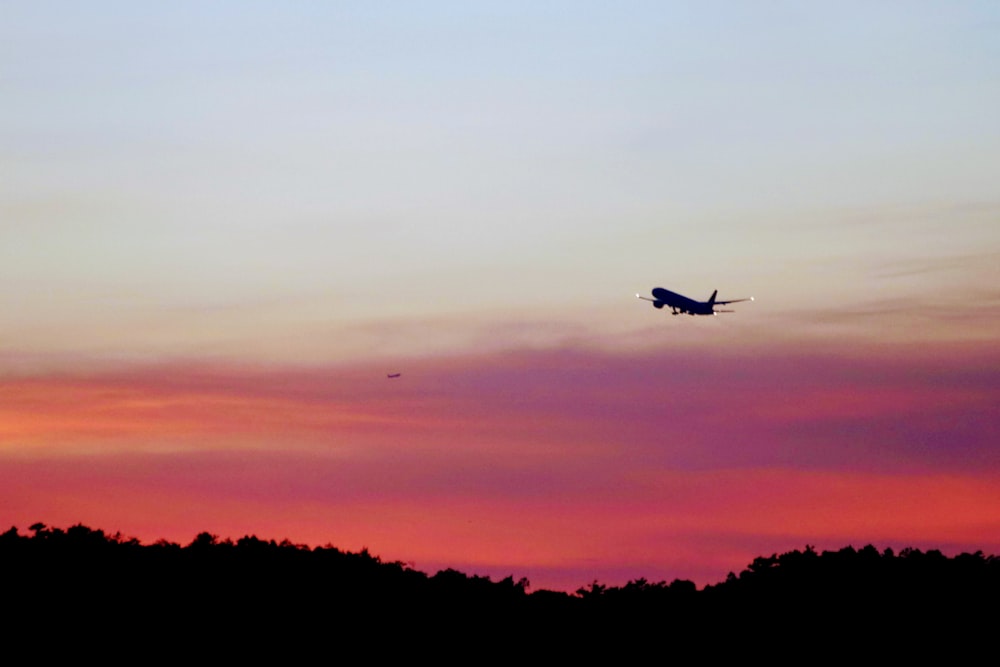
<box><xmin>650</xmin><ymin>288</ymin><xmax>714</xmax><ymax>315</ymax></box>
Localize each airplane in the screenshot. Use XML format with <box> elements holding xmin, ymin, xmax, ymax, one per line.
<box><xmin>387</xmin><ymin>373</ymin><xmax>401</xmax><ymax>379</ymax></box>
<box><xmin>637</xmin><ymin>287</ymin><xmax>753</xmax><ymax>316</ymax></box>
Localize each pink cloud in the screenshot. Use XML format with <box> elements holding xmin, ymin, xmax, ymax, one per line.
<box><xmin>1</xmin><ymin>339</ymin><xmax>997</xmax><ymax>590</ymax></box>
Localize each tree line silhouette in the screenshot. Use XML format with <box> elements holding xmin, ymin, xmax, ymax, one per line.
<box><xmin>5</xmin><ymin>523</ymin><xmax>996</xmax><ymax>655</ymax></box>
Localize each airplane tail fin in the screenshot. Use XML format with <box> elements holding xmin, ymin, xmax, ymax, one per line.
<box><xmin>708</xmin><ymin>290</ymin><xmax>718</xmax><ymax>305</ymax></box>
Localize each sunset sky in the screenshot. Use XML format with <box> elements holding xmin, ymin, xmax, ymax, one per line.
<box><xmin>2</xmin><ymin>2</ymin><xmax>999</xmax><ymax>591</ymax></box>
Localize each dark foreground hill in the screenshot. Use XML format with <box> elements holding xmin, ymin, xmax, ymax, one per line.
<box><xmin>4</xmin><ymin>523</ymin><xmax>997</xmax><ymax>657</ymax></box>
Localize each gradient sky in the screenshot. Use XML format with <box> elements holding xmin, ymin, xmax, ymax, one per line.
<box><xmin>2</xmin><ymin>2</ymin><xmax>999</xmax><ymax>591</ymax></box>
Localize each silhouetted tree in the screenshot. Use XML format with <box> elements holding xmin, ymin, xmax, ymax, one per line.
<box><xmin>4</xmin><ymin>524</ymin><xmax>998</xmax><ymax>655</ymax></box>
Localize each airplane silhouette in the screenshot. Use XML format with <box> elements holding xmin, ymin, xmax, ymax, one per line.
<box><xmin>387</xmin><ymin>373</ymin><xmax>401</xmax><ymax>379</ymax></box>
<box><xmin>637</xmin><ymin>288</ymin><xmax>753</xmax><ymax>316</ymax></box>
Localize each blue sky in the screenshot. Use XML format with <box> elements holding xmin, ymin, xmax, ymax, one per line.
<box><xmin>5</xmin><ymin>3</ymin><xmax>997</xmax><ymax>364</ymax></box>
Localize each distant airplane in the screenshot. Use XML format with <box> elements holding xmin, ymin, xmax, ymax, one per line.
<box><xmin>637</xmin><ymin>287</ymin><xmax>753</xmax><ymax>316</ymax></box>
<box><xmin>387</xmin><ymin>373</ymin><xmax>401</xmax><ymax>379</ymax></box>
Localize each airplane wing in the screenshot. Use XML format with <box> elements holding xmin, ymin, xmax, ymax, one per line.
<box><xmin>714</xmin><ymin>297</ymin><xmax>754</xmax><ymax>305</ymax></box>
